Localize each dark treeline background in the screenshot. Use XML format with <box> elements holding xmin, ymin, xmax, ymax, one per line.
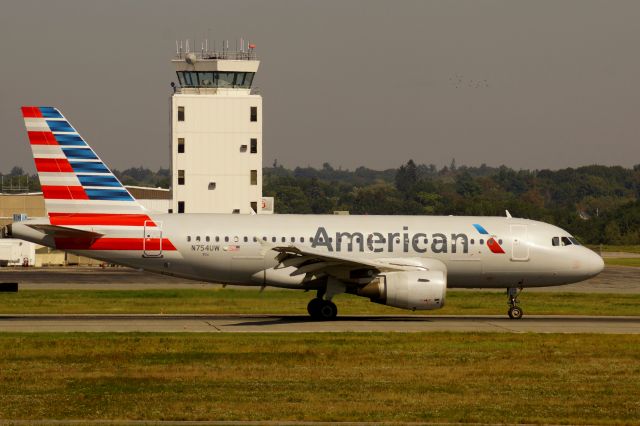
<box><xmin>2</xmin><ymin>161</ymin><xmax>639</xmax><ymax>245</ymax></box>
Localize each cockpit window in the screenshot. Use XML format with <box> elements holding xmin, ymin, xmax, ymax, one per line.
<box><xmin>553</xmin><ymin>236</ymin><xmax>581</xmax><ymax>246</ymax></box>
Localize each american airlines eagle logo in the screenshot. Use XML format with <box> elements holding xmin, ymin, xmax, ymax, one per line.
<box><xmin>472</xmin><ymin>224</ymin><xmax>505</xmax><ymax>254</ymax></box>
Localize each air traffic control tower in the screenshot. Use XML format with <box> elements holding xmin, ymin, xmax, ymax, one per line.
<box><xmin>170</xmin><ymin>42</ymin><xmax>265</xmax><ymax>214</ymax></box>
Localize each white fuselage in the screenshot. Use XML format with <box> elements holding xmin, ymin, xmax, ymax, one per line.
<box><xmin>11</xmin><ymin>214</ymin><xmax>604</xmax><ymax>290</ymax></box>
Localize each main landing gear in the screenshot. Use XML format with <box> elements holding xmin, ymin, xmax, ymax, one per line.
<box><xmin>307</xmin><ymin>279</ymin><xmax>344</xmax><ymax>320</ymax></box>
<box><xmin>307</xmin><ymin>297</ymin><xmax>338</xmax><ymax>320</ymax></box>
<box><xmin>507</xmin><ymin>287</ymin><xmax>523</xmax><ymax>319</ymax></box>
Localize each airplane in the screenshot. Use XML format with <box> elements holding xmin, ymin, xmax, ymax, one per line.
<box><xmin>2</xmin><ymin>106</ymin><xmax>605</xmax><ymax>320</ymax></box>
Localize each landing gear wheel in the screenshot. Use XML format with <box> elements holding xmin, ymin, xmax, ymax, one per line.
<box><xmin>307</xmin><ymin>298</ymin><xmax>338</xmax><ymax>320</ymax></box>
<box><xmin>317</xmin><ymin>300</ymin><xmax>338</xmax><ymax>320</ymax></box>
<box><xmin>307</xmin><ymin>298</ymin><xmax>323</xmax><ymax>317</ymax></box>
<box><xmin>508</xmin><ymin>306</ymin><xmax>523</xmax><ymax>320</ymax></box>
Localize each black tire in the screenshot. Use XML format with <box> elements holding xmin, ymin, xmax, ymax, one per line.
<box><xmin>307</xmin><ymin>298</ymin><xmax>323</xmax><ymax>318</ymax></box>
<box><xmin>317</xmin><ymin>300</ymin><xmax>338</xmax><ymax>320</ymax></box>
<box><xmin>508</xmin><ymin>306</ymin><xmax>523</xmax><ymax>320</ymax></box>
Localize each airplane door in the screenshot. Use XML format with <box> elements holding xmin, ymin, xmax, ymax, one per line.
<box><xmin>143</xmin><ymin>220</ymin><xmax>163</xmax><ymax>257</ymax></box>
<box><xmin>510</xmin><ymin>224</ymin><xmax>529</xmax><ymax>261</ymax></box>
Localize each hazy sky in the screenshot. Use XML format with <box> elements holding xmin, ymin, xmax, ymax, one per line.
<box><xmin>1</xmin><ymin>0</ymin><xmax>639</xmax><ymax>173</ymax></box>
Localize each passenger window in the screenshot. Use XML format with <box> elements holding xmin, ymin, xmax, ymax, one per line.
<box><xmin>301</xmin><ymin>237</ymin><xmax>305</xmax><ymax>243</ymax></box>
<box><xmin>272</xmin><ymin>237</ymin><xmax>276</xmax><ymax>243</ymax></box>
<box><xmin>470</xmin><ymin>239</ymin><xmax>474</xmax><ymax>244</ymax></box>
<box><xmin>196</xmin><ymin>236</ymin><xmax>200</xmax><ymax>242</ymax></box>
<box><xmin>498</xmin><ymin>239</ymin><xmax>503</xmax><ymax>245</ymax></box>
<box><xmin>282</xmin><ymin>237</ymin><xmax>286</xmax><ymax>243</ymax></box>
<box><xmin>215</xmin><ymin>236</ymin><xmax>220</xmax><ymax>242</ymax></box>
<box><xmin>479</xmin><ymin>239</ymin><xmax>484</xmax><ymax>245</ymax></box>
<box><xmin>205</xmin><ymin>236</ymin><xmax>210</xmax><ymax>242</ymax></box>
<box><xmin>224</xmin><ymin>236</ymin><xmax>229</xmax><ymax>242</ymax></box>
<box><xmin>291</xmin><ymin>237</ymin><xmax>295</xmax><ymax>243</ymax></box>
<box><xmin>187</xmin><ymin>236</ymin><xmax>191</xmax><ymax>242</ymax></box>
<box><xmin>552</xmin><ymin>237</ymin><xmax>559</xmax><ymax>246</ymax></box>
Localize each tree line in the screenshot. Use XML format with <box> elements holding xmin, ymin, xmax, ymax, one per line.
<box><xmin>3</xmin><ymin>161</ymin><xmax>639</xmax><ymax>245</ymax></box>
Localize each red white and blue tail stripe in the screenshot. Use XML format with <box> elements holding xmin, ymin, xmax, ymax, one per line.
<box><xmin>22</xmin><ymin>106</ymin><xmax>146</xmax><ymax>219</ymax></box>
<box><xmin>22</xmin><ymin>106</ymin><xmax>176</xmax><ymax>252</ymax></box>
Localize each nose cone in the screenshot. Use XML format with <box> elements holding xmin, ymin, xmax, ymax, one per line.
<box><xmin>582</xmin><ymin>249</ymin><xmax>605</xmax><ymax>279</ymax></box>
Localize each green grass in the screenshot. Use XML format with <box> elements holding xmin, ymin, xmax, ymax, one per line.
<box><xmin>1</xmin><ymin>288</ymin><xmax>639</xmax><ymax>316</ymax></box>
<box><xmin>587</xmin><ymin>244</ymin><xmax>640</xmax><ymax>254</ymax></box>
<box><xmin>0</xmin><ymin>333</ymin><xmax>638</xmax><ymax>424</ymax></box>
<box><xmin>605</xmin><ymin>257</ymin><xmax>640</xmax><ymax>267</ymax></box>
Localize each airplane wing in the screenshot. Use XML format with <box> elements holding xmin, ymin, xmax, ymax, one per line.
<box><xmin>272</xmin><ymin>245</ymin><xmax>425</xmax><ymax>272</ymax></box>
<box><xmin>267</xmin><ymin>243</ymin><xmax>446</xmax><ymax>285</ymax></box>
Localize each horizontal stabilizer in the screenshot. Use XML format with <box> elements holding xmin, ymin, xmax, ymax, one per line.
<box><xmin>26</xmin><ymin>224</ymin><xmax>104</xmax><ymax>239</ymax></box>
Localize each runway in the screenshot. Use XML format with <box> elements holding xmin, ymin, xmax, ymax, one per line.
<box><xmin>2</xmin><ymin>264</ymin><xmax>639</xmax><ymax>292</ymax></box>
<box><xmin>1</xmin><ymin>314</ymin><xmax>638</xmax><ymax>333</ymax></box>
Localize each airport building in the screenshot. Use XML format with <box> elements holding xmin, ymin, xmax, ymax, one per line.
<box><xmin>170</xmin><ymin>45</ymin><xmax>271</xmax><ymax>214</ymax></box>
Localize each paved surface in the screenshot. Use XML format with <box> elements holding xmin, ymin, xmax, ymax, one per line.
<box><xmin>0</xmin><ymin>314</ymin><xmax>638</xmax><ymax>333</ymax></box>
<box><xmin>1</xmin><ymin>265</ymin><xmax>639</xmax><ymax>292</ymax></box>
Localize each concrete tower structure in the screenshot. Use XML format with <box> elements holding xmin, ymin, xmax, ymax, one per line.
<box><xmin>170</xmin><ymin>45</ymin><xmax>264</xmax><ymax>214</ymax></box>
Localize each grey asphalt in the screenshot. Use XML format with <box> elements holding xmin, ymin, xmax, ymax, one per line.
<box><xmin>0</xmin><ymin>314</ymin><xmax>638</xmax><ymax>333</ymax></box>
<box><xmin>1</xmin><ymin>264</ymin><xmax>639</xmax><ymax>292</ymax></box>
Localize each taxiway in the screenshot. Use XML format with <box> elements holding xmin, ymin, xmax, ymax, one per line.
<box><xmin>1</xmin><ymin>314</ymin><xmax>638</xmax><ymax>333</ymax></box>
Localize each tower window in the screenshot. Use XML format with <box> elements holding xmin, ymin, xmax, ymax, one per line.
<box><xmin>178</xmin><ymin>138</ymin><xmax>185</xmax><ymax>153</ymax></box>
<box><xmin>178</xmin><ymin>170</ymin><xmax>185</xmax><ymax>185</ymax></box>
<box><xmin>250</xmin><ymin>170</ymin><xmax>257</xmax><ymax>185</ymax></box>
<box><xmin>178</xmin><ymin>201</ymin><xmax>185</xmax><ymax>213</ymax></box>
<box><xmin>250</xmin><ymin>138</ymin><xmax>258</xmax><ymax>154</ymax></box>
<box><xmin>178</xmin><ymin>106</ymin><xmax>185</xmax><ymax>122</ymax></box>
<box><xmin>250</xmin><ymin>106</ymin><xmax>258</xmax><ymax>122</ymax></box>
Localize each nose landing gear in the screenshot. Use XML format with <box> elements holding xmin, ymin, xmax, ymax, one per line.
<box><xmin>507</xmin><ymin>287</ymin><xmax>523</xmax><ymax>319</ymax></box>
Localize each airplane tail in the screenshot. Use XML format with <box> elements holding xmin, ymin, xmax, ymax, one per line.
<box><xmin>21</xmin><ymin>106</ymin><xmax>149</xmax><ymax>226</ymax></box>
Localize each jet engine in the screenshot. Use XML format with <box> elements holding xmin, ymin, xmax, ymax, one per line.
<box><xmin>357</xmin><ymin>270</ymin><xmax>446</xmax><ymax>310</ymax></box>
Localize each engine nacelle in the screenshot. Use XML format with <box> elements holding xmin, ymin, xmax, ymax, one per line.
<box><xmin>358</xmin><ymin>270</ymin><xmax>446</xmax><ymax>310</ymax></box>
